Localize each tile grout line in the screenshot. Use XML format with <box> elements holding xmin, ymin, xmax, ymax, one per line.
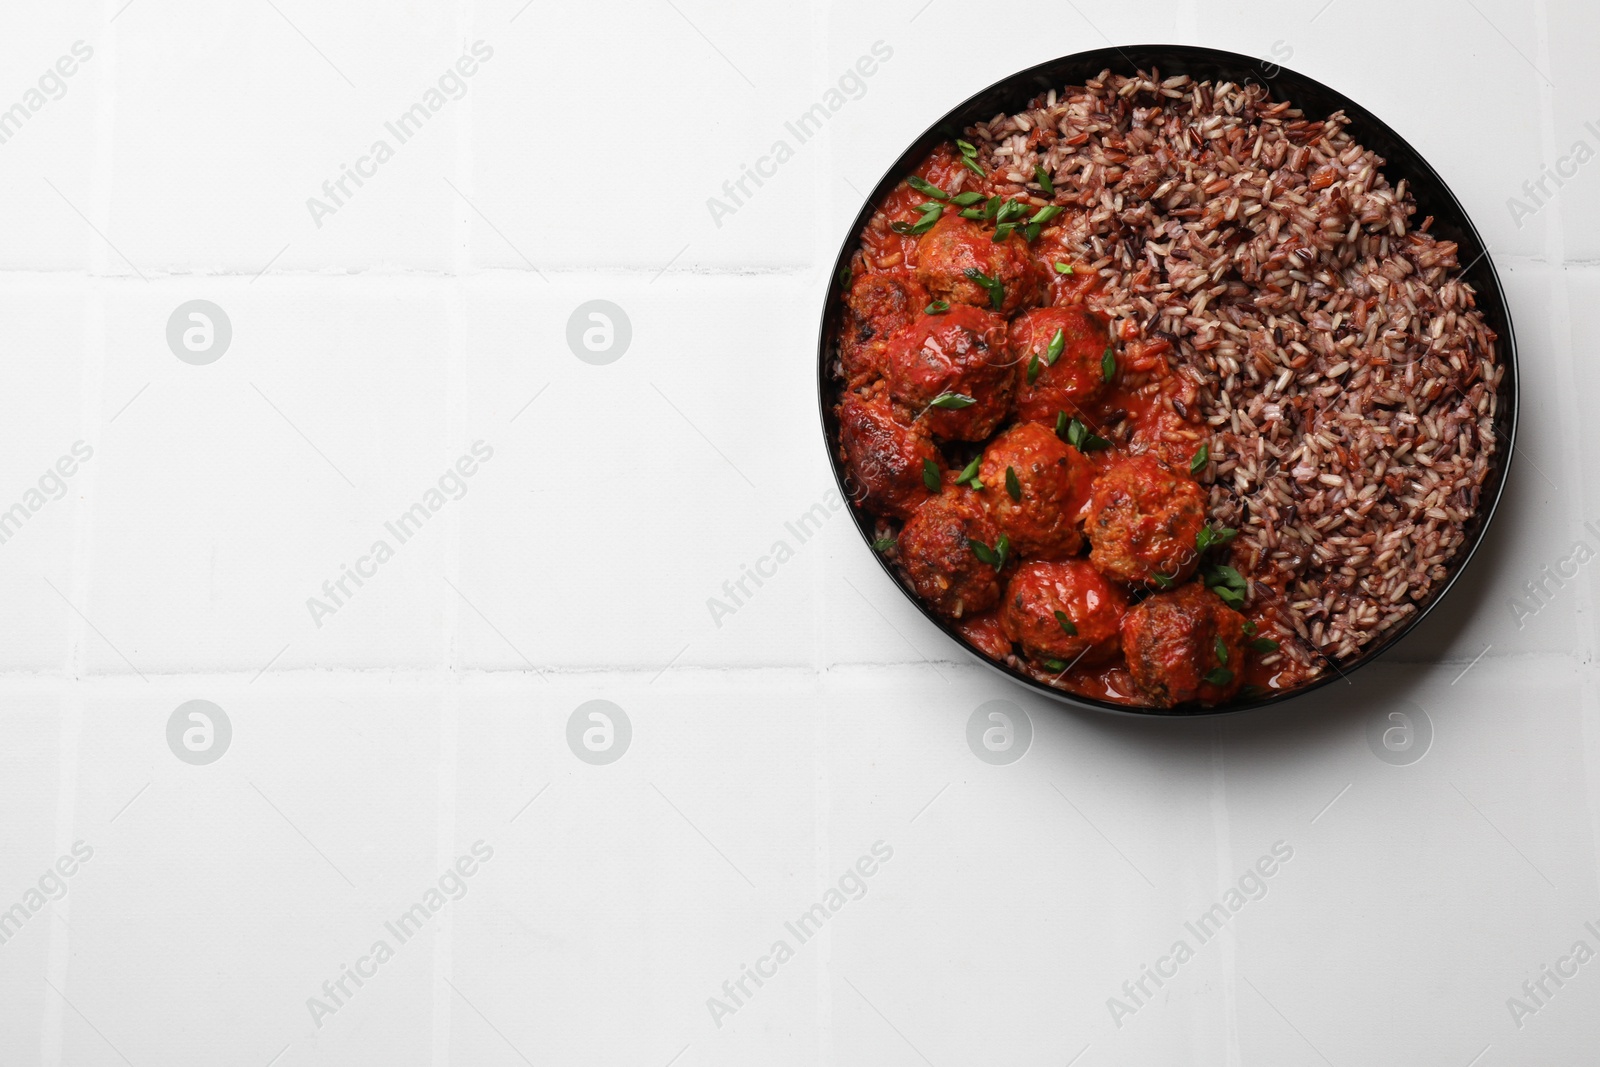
<box><xmin>433</xmin><ymin>3</ymin><xmax>479</xmax><ymax>1063</ymax></box>
<box><xmin>42</xmin><ymin>4</ymin><xmax>125</xmax><ymax>1061</ymax></box>
<box><xmin>1533</xmin><ymin>0</ymin><xmax>1600</xmax><ymax>933</ymax></box>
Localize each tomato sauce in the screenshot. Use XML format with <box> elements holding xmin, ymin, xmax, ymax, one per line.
<box><xmin>840</xmin><ymin>146</ymin><xmax>1314</xmax><ymax>706</ymax></box>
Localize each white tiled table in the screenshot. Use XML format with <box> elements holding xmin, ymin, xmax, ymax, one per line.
<box><xmin>0</xmin><ymin>1</ymin><xmax>1596</xmax><ymax>1064</ymax></box>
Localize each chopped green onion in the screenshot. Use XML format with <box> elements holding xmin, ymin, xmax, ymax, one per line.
<box><xmin>872</xmin><ymin>536</ymin><xmax>896</xmax><ymax>552</ymax></box>
<box><xmin>962</xmin><ymin>267</ymin><xmax>1005</xmax><ymax>310</ymax></box>
<box><xmin>958</xmin><ymin>208</ymin><xmax>985</xmax><ymax>220</ymax></box>
<box><xmin>1005</xmin><ymin>466</ymin><xmax>1022</xmax><ymax>501</ymax></box>
<box><xmin>907</xmin><ymin>176</ymin><xmax>948</xmax><ymax>200</ymax></box>
<box><xmin>1249</xmin><ymin>638</ymin><xmax>1280</xmax><ymax>654</ymax></box>
<box><xmin>1029</xmin><ymin>205</ymin><xmax>1064</xmax><ymax>225</ymax></box>
<box><xmin>922</xmin><ymin>460</ymin><xmax>941</xmax><ymax>492</ymax></box>
<box><xmin>930</xmin><ymin>392</ymin><xmax>976</xmax><ymax>410</ymax></box>
<box><xmin>1034</xmin><ymin>164</ymin><xmax>1055</xmax><ymax>196</ymax></box>
<box><xmin>1027</xmin><ymin>353</ymin><xmax>1042</xmax><ymax>386</ymax></box>
<box><xmin>1190</xmin><ymin>443</ymin><xmax>1210</xmax><ymax>476</ymax></box>
<box><xmin>1153</xmin><ymin>572</ymin><xmax>1175</xmax><ymax>590</ymax></box>
<box><xmin>970</xmin><ymin>534</ymin><xmax>1009</xmax><ymax>571</ymax></box>
<box><xmin>1055</xmin><ymin>411</ymin><xmax>1069</xmax><ymax>439</ymax></box>
<box><xmin>1054</xmin><ymin>610</ymin><xmax>1078</xmax><ymax>636</ymax></box>
<box><xmin>956</xmin><ymin>139</ymin><xmax>978</xmax><ymax>158</ymax></box>
<box><xmin>960</xmin><ymin>156</ymin><xmax>985</xmax><ymax>177</ymax></box>
<box><xmin>838</xmin><ymin>265</ymin><xmax>852</xmax><ymax>286</ymax></box>
<box><xmin>1215</xmin><ymin>637</ymin><xmax>1229</xmax><ymax>665</ymax></box>
<box><xmin>951</xmin><ymin>191</ymin><xmax>984</xmax><ymax>206</ymax></box>
<box><xmin>1064</xmin><ymin>417</ymin><xmax>1110</xmax><ymax>454</ymax></box>
<box><xmin>1204</xmin><ymin>667</ymin><xmax>1235</xmax><ymax>687</ymax></box>
<box><xmin>996</xmin><ymin>200</ymin><xmax>1028</xmax><ymax>224</ymax></box>
<box><xmin>1202</xmin><ymin>564</ymin><xmax>1248</xmax><ymax>608</ymax></box>
<box><xmin>1046</xmin><ymin>328</ymin><xmax>1065</xmax><ymax>365</ymax></box>
<box><xmin>1196</xmin><ymin>524</ymin><xmax>1238</xmax><ymax>555</ymax></box>
<box><xmin>955</xmin><ymin>455</ymin><xmax>983</xmax><ymax>488</ymax></box>
<box><xmin>1054</xmin><ymin>262</ymin><xmax>1074</xmax><ymax>274</ymax></box>
<box><xmin>1242</xmin><ymin>620</ymin><xmax>1258</xmax><ymax>636</ymax></box>
<box><xmin>992</xmin><ymin>223</ymin><xmax>1016</xmax><ymax>241</ymax></box>
<box><xmin>925</xmin><ymin>300</ymin><xmax>950</xmax><ymax>314</ymax></box>
<box><xmin>983</xmin><ymin>195</ymin><xmax>1001</xmax><ymax>221</ymax></box>
<box><xmin>1043</xmin><ymin>658</ymin><xmax>1068</xmax><ymax>672</ymax></box>
<box><xmin>1102</xmin><ymin>346</ymin><xmax>1116</xmax><ymax>382</ymax></box>
<box><xmin>1022</xmin><ymin>223</ymin><xmax>1041</xmax><ymax>242</ymax></box>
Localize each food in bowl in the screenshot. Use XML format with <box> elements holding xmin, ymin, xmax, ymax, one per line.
<box><xmin>830</xmin><ymin>70</ymin><xmax>1504</xmax><ymax>709</ymax></box>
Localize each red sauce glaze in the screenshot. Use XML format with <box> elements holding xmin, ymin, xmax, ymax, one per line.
<box><xmin>1001</xmin><ymin>560</ymin><xmax>1128</xmax><ymax>665</ymax></box>
<box><xmin>836</xmin><ymin>145</ymin><xmax>1314</xmax><ymax>707</ymax></box>
<box><xmin>884</xmin><ymin>305</ymin><xmax>1013</xmax><ymax>441</ymax></box>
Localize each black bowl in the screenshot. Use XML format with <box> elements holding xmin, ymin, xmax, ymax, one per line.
<box><xmin>816</xmin><ymin>44</ymin><xmax>1519</xmax><ymax>717</ymax></box>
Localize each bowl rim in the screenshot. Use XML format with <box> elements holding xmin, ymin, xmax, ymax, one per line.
<box><xmin>814</xmin><ymin>43</ymin><xmax>1520</xmax><ymax>718</ymax></box>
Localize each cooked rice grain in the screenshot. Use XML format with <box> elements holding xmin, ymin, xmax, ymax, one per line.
<box><xmin>969</xmin><ymin>71</ymin><xmax>1502</xmax><ymax>677</ymax></box>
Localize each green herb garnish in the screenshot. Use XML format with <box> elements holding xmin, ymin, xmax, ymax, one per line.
<box><xmin>1102</xmin><ymin>346</ymin><xmax>1116</xmax><ymax>382</ymax></box>
<box><xmin>1055</xmin><ymin>411</ymin><xmax>1069</xmax><ymax>439</ymax></box>
<box><xmin>1190</xmin><ymin>443</ymin><xmax>1209</xmax><ymax>476</ymax></box>
<box><xmin>872</xmin><ymin>536</ymin><xmax>896</xmax><ymax>553</ymax></box>
<box><xmin>956</xmin><ymin>139</ymin><xmax>978</xmax><ymax>158</ymax></box>
<box><xmin>996</xmin><ymin>199</ymin><xmax>1028</xmax><ymax>224</ymax></box>
<box><xmin>1202</xmin><ymin>564</ymin><xmax>1248</xmax><ymax>608</ymax></box>
<box><xmin>1027</xmin><ymin>354</ymin><xmax>1042</xmax><ymax>386</ymax></box>
<box><xmin>1022</xmin><ymin>223</ymin><xmax>1041</xmax><ymax>242</ymax></box>
<box><xmin>955</xmin><ymin>454</ymin><xmax>983</xmax><ymax>489</ymax></box>
<box><xmin>1249</xmin><ymin>638</ymin><xmax>1280</xmax><ymax>654</ymax></box>
<box><xmin>951</xmin><ymin>191</ymin><xmax>985</xmax><ymax>206</ymax></box>
<box><xmin>1204</xmin><ymin>667</ymin><xmax>1235</xmax><ymax>687</ymax></box>
<box><xmin>1063</xmin><ymin>417</ymin><xmax>1111</xmax><ymax>454</ymax></box>
<box><xmin>1215</xmin><ymin>637</ymin><xmax>1229</xmax><ymax>665</ymax></box>
<box><xmin>922</xmin><ymin>459</ymin><xmax>941</xmax><ymax>493</ymax></box>
<box><xmin>1195</xmin><ymin>524</ymin><xmax>1238</xmax><ymax>555</ymax></box>
<box><xmin>1046</xmin><ymin>328</ymin><xmax>1065</xmax><ymax>366</ymax></box>
<box><xmin>1152</xmin><ymin>572</ymin><xmax>1175</xmax><ymax>590</ymax></box>
<box><xmin>1043</xmin><ymin>658</ymin><xmax>1068</xmax><ymax>672</ymax></box>
<box><xmin>925</xmin><ymin>300</ymin><xmax>950</xmax><ymax>314</ymax></box>
<box><xmin>962</xmin><ymin>267</ymin><xmax>1005</xmax><ymax>310</ymax></box>
<box><xmin>969</xmin><ymin>533</ymin><xmax>1010</xmax><ymax>571</ymax></box>
<box><xmin>907</xmin><ymin>176</ymin><xmax>947</xmax><ymax>200</ymax></box>
<box><xmin>1029</xmin><ymin>205</ymin><xmax>1063</xmax><ymax>225</ymax></box>
<box><xmin>1054</xmin><ymin>610</ymin><xmax>1078</xmax><ymax>636</ymax></box>
<box><xmin>1005</xmin><ymin>466</ymin><xmax>1022</xmax><ymax>501</ymax></box>
<box><xmin>1034</xmin><ymin>164</ymin><xmax>1055</xmax><ymax>196</ymax></box>
<box><xmin>960</xmin><ymin>156</ymin><xmax>985</xmax><ymax>177</ymax></box>
<box><xmin>958</xmin><ymin>207</ymin><xmax>985</xmax><ymax>220</ymax></box>
<box><xmin>930</xmin><ymin>392</ymin><xmax>976</xmax><ymax>410</ymax></box>
<box><xmin>992</xmin><ymin>222</ymin><xmax>1016</xmax><ymax>241</ymax></box>
<box><xmin>1054</xmin><ymin>262</ymin><xmax>1074</xmax><ymax>274</ymax></box>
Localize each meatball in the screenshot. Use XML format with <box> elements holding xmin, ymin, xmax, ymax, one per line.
<box><xmin>1002</xmin><ymin>560</ymin><xmax>1129</xmax><ymax>666</ymax></box>
<box><xmin>841</xmin><ymin>272</ymin><xmax>918</xmax><ymax>384</ymax></box>
<box><xmin>837</xmin><ymin>393</ymin><xmax>940</xmax><ymax>519</ymax></box>
<box><xmin>884</xmin><ymin>304</ymin><xmax>1014</xmax><ymax>441</ymax></box>
<box><xmin>898</xmin><ymin>489</ymin><xmax>1006</xmax><ymax>618</ymax></box>
<box><xmin>978</xmin><ymin>421</ymin><xmax>1094</xmax><ymax>558</ymax></box>
<box><xmin>1121</xmin><ymin>583</ymin><xmax>1247</xmax><ymax>706</ymax></box>
<box><xmin>915</xmin><ymin>214</ymin><xmax>1043</xmax><ymax>315</ymax></box>
<box><xmin>1011</xmin><ymin>306</ymin><xmax>1112</xmax><ymax>424</ymax></box>
<box><xmin>1084</xmin><ymin>455</ymin><xmax>1207</xmax><ymax>586</ymax></box>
